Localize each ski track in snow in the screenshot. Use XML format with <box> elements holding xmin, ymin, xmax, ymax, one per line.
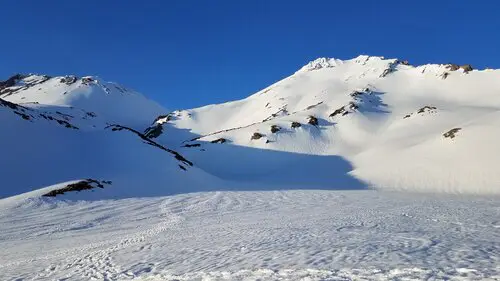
<box><xmin>1</xmin><ymin>190</ymin><xmax>500</xmax><ymax>280</ymax></box>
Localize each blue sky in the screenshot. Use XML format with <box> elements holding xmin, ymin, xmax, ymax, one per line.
<box><xmin>1</xmin><ymin>1</ymin><xmax>498</xmax><ymax>109</ymax></box>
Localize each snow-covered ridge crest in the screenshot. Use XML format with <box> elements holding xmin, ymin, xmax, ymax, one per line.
<box><xmin>0</xmin><ymin>73</ymin><xmax>167</xmax><ymax>127</ymax></box>
<box><xmin>297</xmin><ymin>55</ymin><xmax>394</xmax><ymax>73</ymax></box>
<box><xmin>297</xmin><ymin>57</ymin><xmax>344</xmax><ymax>72</ymax></box>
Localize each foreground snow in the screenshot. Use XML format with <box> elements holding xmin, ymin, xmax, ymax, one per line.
<box><xmin>1</xmin><ymin>190</ymin><xmax>500</xmax><ymax>280</ymax></box>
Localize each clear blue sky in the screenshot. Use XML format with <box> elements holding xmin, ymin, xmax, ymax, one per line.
<box><xmin>1</xmin><ymin>1</ymin><xmax>498</xmax><ymax>109</ymax></box>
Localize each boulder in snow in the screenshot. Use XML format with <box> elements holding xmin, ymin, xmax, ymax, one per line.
<box><xmin>211</xmin><ymin>138</ymin><xmax>227</xmax><ymax>144</ymax></box>
<box><xmin>251</xmin><ymin>132</ymin><xmax>264</xmax><ymax>140</ymax></box>
<box><xmin>307</xmin><ymin>116</ymin><xmax>318</xmax><ymax>126</ymax></box>
<box><xmin>443</xmin><ymin>128</ymin><xmax>461</xmax><ymax>139</ymax></box>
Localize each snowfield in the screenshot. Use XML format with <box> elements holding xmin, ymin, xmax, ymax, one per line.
<box><xmin>2</xmin><ymin>55</ymin><xmax>500</xmax><ymax>280</ymax></box>
<box><xmin>1</xmin><ymin>191</ymin><xmax>500</xmax><ymax>280</ymax></box>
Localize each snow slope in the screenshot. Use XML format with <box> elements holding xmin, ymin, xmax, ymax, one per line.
<box><xmin>148</xmin><ymin>55</ymin><xmax>500</xmax><ymax>194</ymax></box>
<box><xmin>0</xmin><ymin>75</ymin><xmax>218</xmax><ymax>199</ymax></box>
<box><xmin>2</xmin><ymin>57</ymin><xmax>500</xmax><ymax>281</ymax></box>
<box><xmin>1</xmin><ymin>190</ymin><xmax>500</xmax><ymax>280</ymax></box>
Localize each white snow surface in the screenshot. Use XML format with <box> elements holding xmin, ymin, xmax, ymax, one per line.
<box><xmin>1</xmin><ymin>190</ymin><xmax>500</xmax><ymax>280</ymax></box>
<box><xmin>2</xmin><ymin>56</ymin><xmax>500</xmax><ymax>280</ymax></box>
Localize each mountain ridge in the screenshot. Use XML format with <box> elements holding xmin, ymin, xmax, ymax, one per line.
<box><xmin>1</xmin><ymin>55</ymin><xmax>500</xmax><ymax>200</ymax></box>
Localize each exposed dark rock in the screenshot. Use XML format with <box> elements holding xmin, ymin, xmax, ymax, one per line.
<box><xmin>183</xmin><ymin>143</ymin><xmax>201</xmax><ymax>148</ymax></box>
<box><xmin>211</xmin><ymin>138</ymin><xmax>226</xmax><ymax>144</ymax></box>
<box><xmin>349</xmin><ymin>102</ymin><xmax>359</xmax><ymax>110</ymax></box>
<box><xmin>446</xmin><ymin>64</ymin><xmax>460</xmax><ymax>71</ymax></box>
<box><xmin>1</xmin><ymin>74</ymin><xmax>51</xmax><ymax>97</ymax></box>
<box><xmin>14</xmin><ymin>111</ymin><xmax>31</xmax><ymax>120</ymax></box>
<box><xmin>349</xmin><ymin>91</ymin><xmax>364</xmax><ymax>98</ymax></box>
<box><xmin>251</xmin><ymin>132</ymin><xmax>264</xmax><ymax>140</ymax></box>
<box><xmin>291</xmin><ymin>122</ymin><xmax>301</xmax><ymax>128</ymax></box>
<box><xmin>56</xmin><ymin>111</ymin><xmax>74</xmax><ymax>119</ymax></box>
<box><xmin>42</xmin><ymin>179</ymin><xmax>111</xmax><ymax>197</ymax></box>
<box><xmin>262</xmin><ymin>106</ymin><xmax>288</xmax><ymax>122</ymax></box>
<box><xmin>144</xmin><ymin>123</ymin><xmax>163</xmax><ymax>139</ymax></box>
<box><xmin>59</xmin><ymin>75</ymin><xmax>78</xmax><ymax>85</ymax></box>
<box><xmin>380</xmin><ymin>62</ymin><xmax>398</xmax><ymax>77</ymax></box>
<box><xmin>270</xmin><ymin>125</ymin><xmax>280</xmax><ymax>133</ymax></box>
<box><xmin>443</xmin><ymin>128</ymin><xmax>461</xmax><ymax>139</ymax></box>
<box><xmin>330</xmin><ymin>102</ymin><xmax>358</xmax><ymax>118</ymax></box>
<box><xmin>0</xmin><ymin>98</ymin><xmax>22</xmax><ymax>110</ymax></box>
<box><xmin>306</xmin><ymin>102</ymin><xmax>323</xmax><ymax>110</ymax></box>
<box><xmin>330</xmin><ymin>106</ymin><xmax>348</xmax><ymax>117</ymax></box>
<box><xmin>307</xmin><ymin>115</ymin><xmax>318</xmax><ymax>126</ymax></box>
<box><xmin>81</xmin><ymin>77</ymin><xmax>95</xmax><ymax>85</ymax></box>
<box><xmin>86</xmin><ymin>111</ymin><xmax>97</xmax><ymax>118</ymax></box>
<box><xmin>107</xmin><ymin>124</ymin><xmax>193</xmax><ymax>166</ymax></box>
<box><xmin>179</xmin><ymin>165</ymin><xmax>187</xmax><ymax>171</ymax></box>
<box><xmin>0</xmin><ymin>74</ymin><xmax>26</xmax><ymax>89</ymax></box>
<box><xmin>398</xmin><ymin>60</ymin><xmax>410</xmax><ymax>65</ymax></box>
<box><xmin>56</xmin><ymin>119</ymin><xmax>79</xmax><ymax>129</ymax></box>
<box><xmin>403</xmin><ymin>114</ymin><xmax>411</xmax><ymax>119</ymax></box>
<box><xmin>417</xmin><ymin>106</ymin><xmax>437</xmax><ymax>114</ymax></box>
<box><xmin>460</xmin><ymin>64</ymin><xmax>473</xmax><ymax>72</ymax></box>
<box><xmin>441</xmin><ymin>72</ymin><xmax>450</xmax><ymax>80</ymax></box>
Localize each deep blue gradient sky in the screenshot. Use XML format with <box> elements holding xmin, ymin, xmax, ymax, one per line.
<box><xmin>1</xmin><ymin>1</ymin><xmax>498</xmax><ymax>109</ymax></box>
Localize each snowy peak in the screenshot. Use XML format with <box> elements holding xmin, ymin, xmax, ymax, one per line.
<box><xmin>297</xmin><ymin>57</ymin><xmax>344</xmax><ymax>72</ymax></box>
<box><xmin>0</xmin><ymin>73</ymin><xmax>167</xmax><ymax>127</ymax></box>
<box><xmin>297</xmin><ymin>55</ymin><xmax>399</xmax><ymax>73</ymax></box>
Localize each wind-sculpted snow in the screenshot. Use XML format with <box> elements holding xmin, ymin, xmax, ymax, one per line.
<box><xmin>1</xmin><ymin>190</ymin><xmax>500</xmax><ymax>280</ymax></box>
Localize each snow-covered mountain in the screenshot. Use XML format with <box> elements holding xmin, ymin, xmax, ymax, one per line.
<box><xmin>147</xmin><ymin>55</ymin><xmax>500</xmax><ymax>194</ymax></box>
<box><xmin>2</xmin><ymin>55</ymin><xmax>500</xmax><ymax>199</ymax></box>
<box><xmin>3</xmin><ymin>56</ymin><xmax>500</xmax><ymax>281</ymax></box>
<box><xmin>0</xmin><ymin>74</ymin><xmax>218</xmax><ymax>199</ymax></box>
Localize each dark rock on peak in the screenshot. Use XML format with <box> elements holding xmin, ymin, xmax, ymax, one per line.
<box><xmin>0</xmin><ymin>74</ymin><xmax>26</xmax><ymax>89</ymax></box>
<box><xmin>60</xmin><ymin>75</ymin><xmax>78</xmax><ymax>85</ymax></box>
<box><xmin>446</xmin><ymin>64</ymin><xmax>460</xmax><ymax>71</ymax></box>
<box><xmin>460</xmin><ymin>64</ymin><xmax>473</xmax><ymax>72</ymax></box>
<box><xmin>81</xmin><ymin>77</ymin><xmax>95</xmax><ymax>85</ymax></box>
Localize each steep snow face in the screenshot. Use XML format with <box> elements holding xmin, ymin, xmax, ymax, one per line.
<box><xmin>0</xmin><ymin>74</ymin><xmax>165</xmax><ymax>127</ymax></box>
<box><xmin>150</xmin><ymin>55</ymin><xmax>500</xmax><ymax>194</ymax></box>
<box><xmin>0</xmin><ymin>78</ymin><xmax>218</xmax><ymax>199</ymax></box>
